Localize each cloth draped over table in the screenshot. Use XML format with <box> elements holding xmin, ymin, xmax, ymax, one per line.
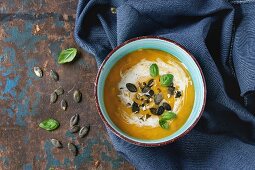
<box><xmin>74</xmin><ymin>0</ymin><xmax>255</xmax><ymax>169</ymax></box>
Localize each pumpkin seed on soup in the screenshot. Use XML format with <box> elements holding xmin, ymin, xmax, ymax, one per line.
<box><xmin>126</xmin><ymin>83</ymin><xmax>137</xmax><ymax>92</ymax></box>
<box><xmin>147</xmin><ymin>79</ymin><xmax>154</xmax><ymax>87</ymax></box>
<box><xmin>157</xmin><ymin>106</ymin><xmax>165</xmax><ymax>115</ymax></box>
<box><xmin>149</xmin><ymin>108</ymin><xmax>157</xmax><ymax>115</ymax></box>
<box><xmin>149</xmin><ymin>90</ymin><xmax>154</xmax><ymax>96</ymax></box>
<box><xmin>145</xmin><ymin>114</ymin><xmax>151</xmax><ymax>119</ymax></box>
<box><xmin>142</xmin><ymin>86</ymin><xmax>150</xmax><ymax>93</ymax></box>
<box><xmin>132</xmin><ymin>102</ymin><xmax>140</xmax><ymax>113</ymax></box>
<box><xmin>162</xmin><ymin>102</ymin><xmax>171</xmax><ymax>111</ymax></box>
<box><xmin>154</xmin><ymin>93</ymin><xmax>163</xmax><ymax>105</ymax></box>
<box><xmin>175</xmin><ymin>91</ymin><xmax>182</xmax><ymax>98</ymax></box>
<box><xmin>168</xmin><ymin>86</ymin><xmax>175</xmax><ymax>95</ymax></box>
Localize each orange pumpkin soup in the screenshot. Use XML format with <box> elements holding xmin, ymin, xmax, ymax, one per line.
<box><xmin>104</xmin><ymin>49</ymin><xmax>194</xmax><ymax>140</ymax></box>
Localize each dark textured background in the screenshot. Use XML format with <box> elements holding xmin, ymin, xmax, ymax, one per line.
<box><xmin>0</xmin><ymin>0</ymin><xmax>134</xmax><ymax>169</ymax></box>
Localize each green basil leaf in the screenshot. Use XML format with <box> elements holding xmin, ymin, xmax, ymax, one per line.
<box><xmin>161</xmin><ymin>111</ymin><xmax>176</xmax><ymax>120</ymax></box>
<box><xmin>58</xmin><ymin>48</ymin><xmax>77</xmax><ymax>64</ymax></box>
<box><xmin>160</xmin><ymin>74</ymin><xmax>174</xmax><ymax>86</ymax></box>
<box><xmin>159</xmin><ymin>119</ymin><xmax>169</xmax><ymax>129</ymax></box>
<box><xmin>150</xmin><ymin>64</ymin><xmax>159</xmax><ymax>77</ymax></box>
<box><xmin>39</xmin><ymin>118</ymin><xmax>60</xmax><ymax>131</ymax></box>
<box><xmin>159</xmin><ymin>111</ymin><xmax>176</xmax><ymax>129</ymax></box>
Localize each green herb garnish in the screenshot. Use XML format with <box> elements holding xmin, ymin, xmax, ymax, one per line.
<box><xmin>160</xmin><ymin>74</ymin><xmax>173</xmax><ymax>86</ymax></box>
<box><xmin>150</xmin><ymin>63</ymin><xmax>159</xmax><ymax>77</ymax></box>
<box><xmin>39</xmin><ymin>118</ymin><xmax>60</xmax><ymax>131</ymax></box>
<box><xmin>58</xmin><ymin>48</ymin><xmax>77</xmax><ymax>64</ymax></box>
<box><xmin>159</xmin><ymin>111</ymin><xmax>176</xmax><ymax>129</ymax></box>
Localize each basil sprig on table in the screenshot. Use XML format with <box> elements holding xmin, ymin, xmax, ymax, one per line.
<box><xmin>58</xmin><ymin>48</ymin><xmax>77</xmax><ymax>64</ymax></box>
<box><xmin>150</xmin><ymin>63</ymin><xmax>159</xmax><ymax>77</ymax></box>
<box><xmin>160</xmin><ymin>74</ymin><xmax>174</xmax><ymax>86</ymax></box>
<box><xmin>159</xmin><ymin>111</ymin><xmax>176</xmax><ymax>129</ymax></box>
<box><xmin>39</xmin><ymin>118</ymin><xmax>60</xmax><ymax>131</ymax></box>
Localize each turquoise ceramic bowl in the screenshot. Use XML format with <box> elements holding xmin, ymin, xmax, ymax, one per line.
<box><xmin>95</xmin><ymin>36</ymin><xmax>206</xmax><ymax>146</ymax></box>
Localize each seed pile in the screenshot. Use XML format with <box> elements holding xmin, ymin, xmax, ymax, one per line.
<box><xmin>123</xmin><ymin>63</ymin><xmax>182</xmax><ymax>129</ymax></box>
<box><xmin>34</xmin><ymin>64</ymin><xmax>89</xmax><ymax>157</ymax></box>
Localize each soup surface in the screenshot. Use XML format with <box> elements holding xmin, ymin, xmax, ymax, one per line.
<box><xmin>104</xmin><ymin>49</ymin><xmax>195</xmax><ymax>140</ymax></box>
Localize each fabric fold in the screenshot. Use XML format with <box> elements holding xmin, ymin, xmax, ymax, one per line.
<box><xmin>74</xmin><ymin>0</ymin><xmax>255</xmax><ymax>169</ymax></box>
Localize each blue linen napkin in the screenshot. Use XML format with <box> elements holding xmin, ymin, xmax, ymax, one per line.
<box><xmin>74</xmin><ymin>0</ymin><xmax>255</xmax><ymax>169</ymax></box>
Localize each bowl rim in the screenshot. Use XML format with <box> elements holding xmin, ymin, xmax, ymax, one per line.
<box><xmin>94</xmin><ymin>36</ymin><xmax>207</xmax><ymax>147</ymax></box>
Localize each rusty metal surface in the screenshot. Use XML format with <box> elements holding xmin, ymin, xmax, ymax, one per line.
<box><xmin>0</xmin><ymin>0</ymin><xmax>134</xmax><ymax>169</ymax></box>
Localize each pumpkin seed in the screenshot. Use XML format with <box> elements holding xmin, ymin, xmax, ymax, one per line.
<box><xmin>132</xmin><ymin>102</ymin><xmax>140</xmax><ymax>113</ymax></box>
<box><xmin>61</xmin><ymin>100</ymin><xmax>67</xmax><ymax>111</ymax></box>
<box><xmin>175</xmin><ymin>91</ymin><xmax>182</xmax><ymax>98</ymax></box>
<box><xmin>126</xmin><ymin>83</ymin><xmax>137</xmax><ymax>92</ymax></box>
<box><xmin>149</xmin><ymin>90</ymin><xmax>154</xmax><ymax>96</ymax></box>
<box><xmin>70</xmin><ymin>114</ymin><xmax>79</xmax><ymax>127</ymax></box>
<box><xmin>50</xmin><ymin>139</ymin><xmax>62</xmax><ymax>148</ymax></box>
<box><xmin>142</xmin><ymin>86</ymin><xmax>150</xmax><ymax>93</ymax></box>
<box><xmin>79</xmin><ymin>125</ymin><xmax>90</xmax><ymax>138</ymax></box>
<box><xmin>145</xmin><ymin>114</ymin><xmax>151</xmax><ymax>119</ymax></box>
<box><xmin>157</xmin><ymin>106</ymin><xmax>165</xmax><ymax>115</ymax></box>
<box><xmin>147</xmin><ymin>79</ymin><xmax>154</xmax><ymax>87</ymax></box>
<box><xmin>168</xmin><ymin>86</ymin><xmax>175</xmax><ymax>95</ymax></box>
<box><xmin>73</xmin><ymin>90</ymin><xmax>82</xmax><ymax>103</ymax></box>
<box><xmin>162</xmin><ymin>102</ymin><xmax>171</xmax><ymax>110</ymax></box>
<box><xmin>69</xmin><ymin>125</ymin><xmax>80</xmax><ymax>133</ymax></box>
<box><xmin>154</xmin><ymin>93</ymin><xmax>163</xmax><ymax>105</ymax></box>
<box><xmin>50</xmin><ymin>70</ymin><xmax>59</xmax><ymax>81</ymax></box>
<box><xmin>54</xmin><ymin>87</ymin><xmax>64</xmax><ymax>95</ymax></box>
<box><xmin>33</xmin><ymin>67</ymin><xmax>43</xmax><ymax>78</ymax></box>
<box><xmin>149</xmin><ymin>108</ymin><xmax>157</xmax><ymax>115</ymax></box>
<box><xmin>68</xmin><ymin>142</ymin><xmax>77</xmax><ymax>156</ymax></box>
<box><xmin>50</xmin><ymin>92</ymin><xmax>58</xmax><ymax>103</ymax></box>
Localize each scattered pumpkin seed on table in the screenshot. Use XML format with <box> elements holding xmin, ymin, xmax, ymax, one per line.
<box><xmin>79</xmin><ymin>125</ymin><xmax>90</xmax><ymax>138</ymax></box>
<box><xmin>70</xmin><ymin>114</ymin><xmax>79</xmax><ymax>127</ymax></box>
<box><xmin>50</xmin><ymin>139</ymin><xmax>62</xmax><ymax>148</ymax></box>
<box><xmin>68</xmin><ymin>142</ymin><xmax>77</xmax><ymax>156</ymax></box>
<box><xmin>33</xmin><ymin>66</ymin><xmax>43</xmax><ymax>78</ymax></box>
<box><xmin>61</xmin><ymin>99</ymin><xmax>67</xmax><ymax>111</ymax></box>
<box><xmin>73</xmin><ymin>90</ymin><xmax>82</xmax><ymax>103</ymax></box>
<box><xmin>54</xmin><ymin>86</ymin><xmax>64</xmax><ymax>95</ymax></box>
<box><xmin>50</xmin><ymin>92</ymin><xmax>58</xmax><ymax>103</ymax></box>
<box><xmin>50</xmin><ymin>70</ymin><xmax>59</xmax><ymax>81</ymax></box>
